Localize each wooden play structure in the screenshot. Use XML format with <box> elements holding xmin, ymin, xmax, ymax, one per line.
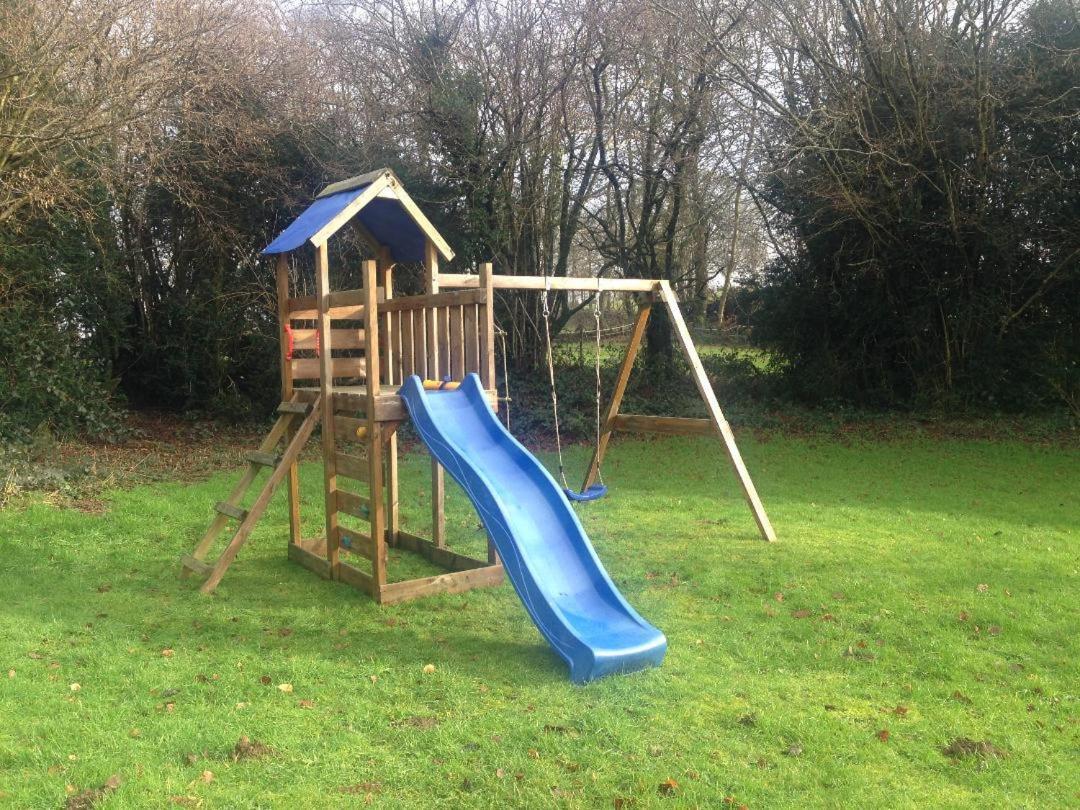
<box><xmin>180</xmin><ymin>168</ymin><xmax>775</xmax><ymax>603</ymax></box>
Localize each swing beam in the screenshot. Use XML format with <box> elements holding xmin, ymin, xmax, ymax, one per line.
<box><xmin>440</xmin><ymin>274</ymin><xmax>777</xmax><ymax>543</ymax></box>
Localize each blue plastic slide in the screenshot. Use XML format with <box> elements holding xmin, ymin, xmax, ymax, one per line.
<box><xmin>399</xmin><ymin>373</ymin><xmax>667</xmax><ymax>683</ymax></box>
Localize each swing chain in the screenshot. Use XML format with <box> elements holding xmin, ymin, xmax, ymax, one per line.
<box><xmin>593</xmin><ymin>293</ymin><xmax>605</xmax><ymax>485</ymax></box>
<box><xmin>541</xmin><ymin>277</ymin><xmax>570</xmax><ymax>490</ymax></box>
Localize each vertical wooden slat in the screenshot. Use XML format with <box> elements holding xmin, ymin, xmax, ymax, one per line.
<box><xmin>450</xmin><ymin>305</ymin><xmax>465</xmax><ymax>380</ymax></box>
<box><xmin>379</xmin><ymin>247</ymin><xmax>399</xmax><ymax>546</ymax></box>
<box><xmin>401</xmin><ymin>310</ymin><xmax>414</xmax><ymax>379</ymax></box>
<box><xmin>463</xmin><ymin>304</ymin><xmax>478</xmax><ymax>374</ymax></box>
<box><xmin>380</xmin><ymin>247</ymin><xmax>395</xmax><ymax>386</ymax></box>
<box><xmin>276</xmin><ymin>255</ymin><xmax>302</xmax><ymax>547</ymax></box>
<box><xmin>315</xmin><ymin>243</ymin><xmax>339</xmax><ymax>575</ymax></box>
<box><xmin>392</xmin><ymin>310</ymin><xmax>403</xmax><ymax>384</ymax></box>
<box><xmin>363</xmin><ymin>260</ymin><xmax>387</xmax><ymax>588</ymax></box>
<box><xmin>424</xmin><ymin>240</ymin><xmax>440</xmax><ymax>380</ymax></box>
<box><xmin>437</xmin><ymin>305</ymin><xmax>451</xmax><ymax>379</ymax></box>
<box><xmin>423</xmin><ymin>239</ymin><xmax>445</xmax><ymax>546</ymax></box>
<box><xmin>414</xmin><ymin>305</ymin><xmax>427</xmax><ymax>380</ymax></box>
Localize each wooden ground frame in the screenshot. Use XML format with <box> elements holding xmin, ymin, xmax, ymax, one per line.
<box><xmin>182</xmin><ymin>169</ymin><xmax>774</xmax><ymax>602</ymax></box>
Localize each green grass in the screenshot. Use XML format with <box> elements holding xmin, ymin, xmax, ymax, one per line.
<box><xmin>0</xmin><ymin>432</ymin><xmax>1077</xmax><ymax>807</ymax></box>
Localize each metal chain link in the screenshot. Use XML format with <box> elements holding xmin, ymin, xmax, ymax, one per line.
<box><xmin>541</xmin><ymin>280</ymin><xmax>570</xmax><ymax>490</ymax></box>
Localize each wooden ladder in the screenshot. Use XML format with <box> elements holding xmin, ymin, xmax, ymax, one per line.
<box><xmin>180</xmin><ymin>395</ymin><xmax>322</xmax><ymax>593</ymax></box>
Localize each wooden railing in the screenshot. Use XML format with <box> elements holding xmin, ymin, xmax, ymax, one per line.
<box><xmin>284</xmin><ymin>275</ymin><xmax>493</xmax><ymax>391</ymax></box>
<box><xmin>379</xmin><ymin>288</ymin><xmax>491</xmax><ymax>388</ymax></box>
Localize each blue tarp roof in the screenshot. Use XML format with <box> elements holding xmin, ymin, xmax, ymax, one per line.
<box><xmin>262</xmin><ymin>183</ymin><xmax>433</xmax><ymax>263</ymax></box>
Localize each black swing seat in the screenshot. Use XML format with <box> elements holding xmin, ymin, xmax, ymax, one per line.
<box><xmin>563</xmin><ymin>483</ymin><xmax>607</xmax><ymax>502</ymax></box>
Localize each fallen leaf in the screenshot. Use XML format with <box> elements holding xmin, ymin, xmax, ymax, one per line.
<box><xmin>774</xmin><ymin>592</ymin><xmax>784</xmax><ymax>602</ymax></box>
<box><xmin>69</xmin><ymin>683</ymin><xmax>81</xmax><ymax>692</ymax></box>
<box><xmin>260</xmin><ymin>675</ymin><xmax>271</xmax><ymax>685</ymax></box>
<box><xmin>657</xmin><ymin>778</ymin><xmax>679</xmax><ymax>796</ymax></box>
<box><xmin>976</xmin><ymin>583</ymin><xmax>988</xmax><ymax>593</ymax></box>
<box><xmin>527</xmin><ymin>748</ymin><xmax>540</xmax><ymax>760</ymax></box>
<box><xmin>277</xmin><ymin>683</ymin><xmax>293</xmax><ymax>693</ymax></box>
<box><xmin>298</xmin><ymin>699</ymin><xmax>315</xmax><ymax>709</ymax></box>
<box><xmin>893</xmin><ymin>705</ymin><xmax>909</xmax><ymax>716</ymax></box>
<box><xmin>402</xmin><ymin>715</ymin><xmax>438</xmax><ymax>729</ymax></box>
<box><xmin>369</xmin><ymin>675</ymin><xmax>378</xmax><ymax>684</ymax></box>
<box><xmin>495</xmin><ymin>768</ymin><xmax>505</xmax><ymax>778</ymax></box>
<box><xmin>28</xmin><ymin>651</ymin><xmax>44</xmax><ymax>659</ymax></box>
<box><xmin>200</xmin><ymin>770</ymin><xmax>213</xmax><ymax>784</ymax></box>
<box><xmin>784</xmin><ymin>743</ymin><xmax>803</xmax><ymax>757</ymax></box>
<box><xmin>339</xmin><ymin>782</ymin><xmax>381</xmax><ymax>794</ymax></box>
<box><xmin>231</xmin><ymin>736</ymin><xmax>275</xmax><ymax>761</ymax></box>
<box><xmin>129</xmin><ymin>728</ymin><xmax>141</xmax><ymax>738</ymax></box>
<box><xmin>958</xmin><ymin>610</ymin><xmax>970</xmax><ymax>621</ymax></box>
<box><xmin>235</xmin><ymin>702</ymin><xmax>249</xmax><ymax>709</ymax></box>
<box><xmin>7</xmin><ymin>670</ymin><xmax>13</xmax><ymax>679</ymax></box>
<box><xmin>942</xmin><ymin>737</ymin><xmax>1006</xmax><ymax>760</ymax></box>
<box><xmin>422</xmin><ymin>664</ymin><xmax>436</xmax><ymax>674</ymax></box>
<box><xmin>876</xmin><ymin>729</ymin><xmax>890</xmax><ymax>742</ymax></box>
<box><xmin>168</xmin><ymin>797</ymin><xmax>200</xmax><ymax>807</ymax></box>
<box><xmin>791</xmin><ymin>609</ymin><xmax>812</xmax><ymax>619</ymax></box>
<box><xmin>162</xmin><ymin>649</ymin><xmax>175</xmax><ymax>657</ymax></box>
<box><xmin>64</xmin><ymin>774</ymin><xmax>120</xmax><ymax>810</ymax></box>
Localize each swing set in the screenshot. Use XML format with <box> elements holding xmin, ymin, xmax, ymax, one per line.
<box><xmin>180</xmin><ymin>168</ymin><xmax>775</xmax><ymax>608</ymax></box>
<box><xmin>540</xmin><ymin>280</ymin><xmax>609</xmax><ymax>502</ymax></box>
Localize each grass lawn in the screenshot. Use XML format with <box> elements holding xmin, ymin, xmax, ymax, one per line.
<box><xmin>0</xmin><ymin>430</ymin><xmax>1076</xmax><ymax>807</ymax></box>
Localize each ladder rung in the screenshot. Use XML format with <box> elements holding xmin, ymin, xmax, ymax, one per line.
<box><xmin>180</xmin><ymin>555</ymin><xmax>214</xmax><ymax>576</ymax></box>
<box><xmin>277</xmin><ymin>401</ymin><xmax>310</xmax><ymax>414</ymax></box>
<box><xmin>215</xmin><ymin>501</ymin><xmax>248</xmax><ymax>521</ymax></box>
<box><xmin>334</xmin><ymin>452</ymin><xmax>369</xmax><ymax>483</ymax></box>
<box><xmin>336</xmin><ymin>489</ymin><xmax>370</xmax><ymax>519</ymax></box>
<box><xmin>245</xmin><ymin>451</ymin><xmax>281</xmax><ymax>467</ymax></box>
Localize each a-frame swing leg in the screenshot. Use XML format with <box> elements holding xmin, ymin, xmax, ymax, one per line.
<box><xmin>659</xmin><ymin>281</ymin><xmax>776</xmax><ymax>542</ymax></box>
<box><xmin>583</xmin><ymin>297</ymin><xmax>652</xmax><ymax>491</ymax></box>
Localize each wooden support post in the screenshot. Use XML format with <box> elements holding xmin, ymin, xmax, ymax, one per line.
<box><xmin>582</xmin><ymin>299</ymin><xmax>651</xmax><ymax>491</ymax></box>
<box><xmin>379</xmin><ymin>246</ymin><xmax>399</xmax><ymax>547</ymax></box>
<box><xmin>479</xmin><ymin>262</ymin><xmax>499</xmax><ymax>564</ymax></box>
<box><xmin>424</xmin><ymin>239</ymin><xmax>446</xmax><ymax>547</ymax></box>
<box><xmin>315</xmin><ymin>243</ymin><xmax>341</xmax><ymax>574</ymax></box>
<box><xmin>659</xmin><ymin>281</ymin><xmax>776</xmax><ymax>542</ymax></box>
<box><xmin>364</xmin><ymin>259</ymin><xmax>388</xmax><ymax>586</ymax></box>
<box><xmin>276</xmin><ymin>255</ymin><xmax>302</xmax><ymax>547</ymax></box>
<box><xmin>480</xmin><ymin>263</ymin><xmax>496</xmax><ymax>391</ymax></box>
